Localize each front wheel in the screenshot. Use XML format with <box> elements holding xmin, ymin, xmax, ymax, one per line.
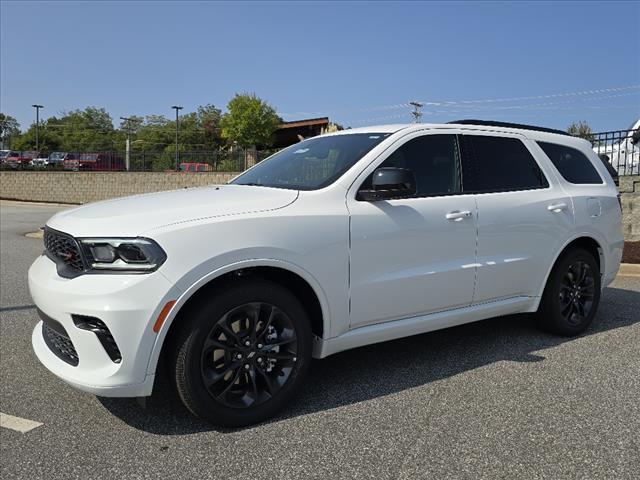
<box><xmin>170</xmin><ymin>279</ymin><xmax>312</xmax><ymax>427</ymax></box>
<box><xmin>537</xmin><ymin>248</ymin><xmax>601</xmax><ymax>336</ymax></box>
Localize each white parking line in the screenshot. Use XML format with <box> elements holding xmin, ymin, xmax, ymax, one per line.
<box><xmin>0</xmin><ymin>412</ymin><xmax>43</xmax><ymax>433</ymax></box>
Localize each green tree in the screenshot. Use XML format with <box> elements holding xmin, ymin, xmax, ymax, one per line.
<box><xmin>220</xmin><ymin>93</ymin><xmax>280</xmax><ymax>148</ymax></box>
<box><xmin>11</xmin><ymin>116</ymin><xmax>64</xmax><ymax>152</ymax></box>
<box><xmin>18</xmin><ymin>107</ymin><xmax>118</xmax><ymax>152</ymax></box>
<box><xmin>118</xmin><ymin>115</ymin><xmax>144</xmax><ymax>134</ymax></box>
<box><xmin>0</xmin><ymin>113</ymin><xmax>20</xmax><ymax>148</ymax></box>
<box><xmin>567</xmin><ymin>120</ymin><xmax>595</xmax><ymax>141</ymax></box>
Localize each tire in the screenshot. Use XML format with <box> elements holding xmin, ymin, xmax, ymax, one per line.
<box><xmin>537</xmin><ymin>248</ymin><xmax>601</xmax><ymax>336</ymax></box>
<box><xmin>169</xmin><ymin>278</ymin><xmax>312</xmax><ymax>427</ymax></box>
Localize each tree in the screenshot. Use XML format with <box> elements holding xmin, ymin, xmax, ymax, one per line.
<box><xmin>14</xmin><ymin>107</ymin><xmax>119</xmax><ymax>152</ymax></box>
<box><xmin>220</xmin><ymin>93</ymin><xmax>280</xmax><ymax>148</ymax></box>
<box><xmin>11</xmin><ymin>120</ymin><xmax>62</xmax><ymax>153</ymax></box>
<box><xmin>0</xmin><ymin>113</ymin><xmax>20</xmax><ymax>148</ymax></box>
<box><xmin>567</xmin><ymin>121</ymin><xmax>594</xmax><ymax>141</ymax></box>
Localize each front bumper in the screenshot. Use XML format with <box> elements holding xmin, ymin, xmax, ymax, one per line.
<box><xmin>28</xmin><ymin>254</ymin><xmax>174</xmax><ymax>397</ymax></box>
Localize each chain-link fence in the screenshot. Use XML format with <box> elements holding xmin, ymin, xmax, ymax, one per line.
<box><xmin>0</xmin><ymin>147</ymin><xmax>276</xmax><ymax>172</ymax></box>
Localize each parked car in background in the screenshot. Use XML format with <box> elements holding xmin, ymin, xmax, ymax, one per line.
<box><xmin>179</xmin><ymin>162</ymin><xmax>212</xmax><ymax>172</ymax></box>
<box><xmin>30</xmin><ymin>153</ymin><xmax>51</xmax><ymax>168</ymax></box>
<box><xmin>0</xmin><ymin>150</ymin><xmax>10</xmax><ymax>163</ymax></box>
<box><xmin>63</xmin><ymin>153</ymin><xmax>125</xmax><ymax>171</ymax></box>
<box><xmin>48</xmin><ymin>152</ymin><xmax>73</xmax><ymax>166</ymax></box>
<box><xmin>29</xmin><ymin>120</ymin><xmax>623</xmax><ymax>427</ymax></box>
<box><xmin>6</xmin><ymin>151</ymin><xmax>37</xmax><ymax>167</ymax></box>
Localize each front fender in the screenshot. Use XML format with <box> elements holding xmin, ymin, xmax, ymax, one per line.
<box><xmin>145</xmin><ymin>257</ymin><xmax>332</xmax><ymax>376</ymax></box>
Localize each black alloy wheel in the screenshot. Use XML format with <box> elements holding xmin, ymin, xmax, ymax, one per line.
<box><xmin>557</xmin><ymin>260</ymin><xmax>596</xmax><ymax>326</ymax></box>
<box><xmin>170</xmin><ymin>279</ymin><xmax>312</xmax><ymax>427</ymax></box>
<box><xmin>537</xmin><ymin>248</ymin><xmax>601</xmax><ymax>336</ymax></box>
<box><xmin>200</xmin><ymin>302</ymin><xmax>298</xmax><ymax>408</ymax></box>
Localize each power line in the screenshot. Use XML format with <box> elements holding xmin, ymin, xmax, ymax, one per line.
<box><xmin>409</xmin><ymin>101</ymin><xmax>424</xmax><ymax>123</ymax></box>
<box><xmin>287</xmin><ymin>84</ymin><xmax>640</xmax><ymax>118</ymax></box>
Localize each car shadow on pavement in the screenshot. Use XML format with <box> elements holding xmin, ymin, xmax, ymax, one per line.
<box><xmin>97</xmin><ymin>286</ymin><xmax>640</xmax><ymax>434</ymax></box>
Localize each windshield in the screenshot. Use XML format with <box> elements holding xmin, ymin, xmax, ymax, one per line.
<box><xmin>232</xmin><ymin>133</ymin><xmax>391</xmax><ymax>190</ymax></box>
<box><xmin>49</xmin><ymin>152</ymin><xmax>65</xmax><ymax>160</ymax></box>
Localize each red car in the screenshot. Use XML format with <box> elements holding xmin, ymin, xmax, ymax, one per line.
<box><xmin>179</xmin><ymin>162</ymin><xmax>212</xmax><ymax>172</ymax></box>
<box><xmin>5</xmin><ymin>151</ymin><xmax>37</xmax><ymax>167</ymax></box>
<box><xmin>63</xmin><ymin>153</ymin><xmax>125</xmax><ymax>171</ymax></box>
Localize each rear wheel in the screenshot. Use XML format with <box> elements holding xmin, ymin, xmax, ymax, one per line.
<box><xmin>170</xmin><ymin>279</ymin><xmax>312</xmax><ymax>426</ymax></box>
<box><xmin>537</xmin><ymin>248</ymin><xmax>601</xmax><ymax>336</ymax></box>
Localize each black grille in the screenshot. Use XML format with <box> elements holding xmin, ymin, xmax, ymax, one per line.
<box><xmin>43</xmin><ymin>228</ymin><xmax>85</xmax><ymax>275</ymax></box>
<box><xmin>42</xmin><ymin>321</ymin><xmax>79</xmax><ymax>366</ymax></box>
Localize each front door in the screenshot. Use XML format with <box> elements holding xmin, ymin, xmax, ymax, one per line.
<box><xmin>347</xmin><ymin>132</ymin><xmax>478</xmax><ymax>329</ymax></box>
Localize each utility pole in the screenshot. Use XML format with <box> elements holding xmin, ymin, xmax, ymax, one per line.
<box><xmin>120</xmin><ymin>116</ymin><xmax>132</xmax><ymax>171</ymax></box>
<box><xmin>32</xmin><ymin>104</ymin><xmax>44</xmax><ymax>151</ymax></box>
<box><xmin>409</xmin><ymin>101</ymin><xmax>424</xmax><ymax>123</ymax></box>
<box><xmin>171</xmin><ymin>105</ymin><xmax>183</xmax><ymax>171</ymax></box>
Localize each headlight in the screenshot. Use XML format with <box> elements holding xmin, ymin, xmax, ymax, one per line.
<box><xmin>79</xmin><ymin>238</ymin><xmax>167</xmax><ymax>272</ymax></box>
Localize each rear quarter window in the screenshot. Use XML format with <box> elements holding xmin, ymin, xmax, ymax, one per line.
<box><xmin>537</xmin><ymin>142</ymin><xmax>603</xmax><ymax>184</ymax></box>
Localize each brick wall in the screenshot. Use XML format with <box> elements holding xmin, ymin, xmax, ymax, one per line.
<box><xmin>619</xmin><ymin>176</ymin><xmax>640</xmax><ymax>241</ymax></box>
<box><xmin>0</xmin><ymin>171</ymin><xmax>236</xmax><ymax>205</ymax></box>
<box><xmin>1</xmin><ymin>171</ymin><xmax>639</xmax><ymax>241</ymax></box>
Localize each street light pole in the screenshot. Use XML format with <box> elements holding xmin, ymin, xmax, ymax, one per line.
<box><xmin>32</xmin><ymin>104</ymin><xmax>44</xmax><ymax>151</ymax></box>
<box><xmin>120</xmin><ymin>116</ymin><xmax>132</xmax><ymax>171</ymax></box>
<box><xmin>171</xmin><ymin>105</ymin><xmax>183</xmax><ymax>171</ymax></box>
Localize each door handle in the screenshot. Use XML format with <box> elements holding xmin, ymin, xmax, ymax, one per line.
<box><xmin>446</xmin><ymin>210</ymin><xmax>472</xmax><ymax>221</ymax></box>
<box><xmin>547</xmin><ymin>202</ymin><xmax>568</xmax><ymax>213</ymax></box>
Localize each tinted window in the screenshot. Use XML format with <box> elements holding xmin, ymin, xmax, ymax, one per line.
<box><xmin>233</xmin><ymin>133</ymin><xmax>391</xmax><ymax>190</ymax></box>
<box><xmin>463</xmin><ymin>135</ymin><xmax>548</xmax><ymax>192</ymax></box>
<box><xmin>538</xmin><ymin>141</ymin><xmax>603</xmax><ymax>184</ymax></box>
<box><xmin>361</xmin><ymin>135</ymin><xmax>461</xmax><ymax>197</ymax></box>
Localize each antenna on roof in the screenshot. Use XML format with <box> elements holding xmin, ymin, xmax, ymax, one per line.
<box><xmin>409</xmin><ymin>101</ymin><xmax>424</xmax><ymax>123</ymax></box>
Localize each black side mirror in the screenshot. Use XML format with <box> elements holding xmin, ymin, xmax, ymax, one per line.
<box><xmin>357</xmin><ymin>167</ymin><xmax>417</xmax><ymax>201</ymax></box>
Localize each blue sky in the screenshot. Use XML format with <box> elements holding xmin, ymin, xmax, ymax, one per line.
<box><xmin>1</xmin><ymin>1</ymin><xmax>639</xmax><ymax>132</ymax></box>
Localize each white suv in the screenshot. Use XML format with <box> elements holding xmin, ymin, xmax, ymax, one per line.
<box><xmin>29</xmin><ymin>120</ymin><xmax>624</xmax><ymax>426</ymax></box>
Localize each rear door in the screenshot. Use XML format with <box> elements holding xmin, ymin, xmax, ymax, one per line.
<box><xmin>462</xmin><ymin>132</ymin><xmax>575</xmax><ymax>303</ymax></box>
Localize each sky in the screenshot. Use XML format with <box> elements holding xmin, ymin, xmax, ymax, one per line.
<box><xmin>1</xmin><ymin>0</ymin><xmax>639</xmax><ymax>133</ymax></box>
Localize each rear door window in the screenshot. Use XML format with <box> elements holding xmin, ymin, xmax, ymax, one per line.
<box><xmin>462</xmin><ymin>135</ymin><xmax>548</xmax><ymax>192</ymax></box>
<box><xmin>537</xmin><ymin>141</ymin><xmax>603</xmax><ymax>184</ymax></box>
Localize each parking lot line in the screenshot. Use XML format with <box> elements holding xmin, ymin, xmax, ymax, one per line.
<box><xmin>0</xmin><ymin>412</ymin><xmax>43</xmax><ymax>433</ymax></box>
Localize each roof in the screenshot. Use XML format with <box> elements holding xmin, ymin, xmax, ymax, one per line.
<box><xmin>447</xmin><ymin>119</ymin><xmax>570</xmax><ymax>136</ymax></box>
<box><xmin>325</xmin><ymin>121</ymin><xmax>574</xmax><ymax>140</ymax></box>
<box><xmin>278</xmin><ymin>117</ymin><xmax>329</xmax><ymax>129</ymax></box>
<box><xmin>328</xmin><ymin>124</ymin><xmax>411</xmax><ymax>135</ymax></box>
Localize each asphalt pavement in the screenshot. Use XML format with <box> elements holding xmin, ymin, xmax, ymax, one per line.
<box><xmin>1</xmin><ymin>200</ymin><xmax>639</xmax><ymax>479</ymax></box>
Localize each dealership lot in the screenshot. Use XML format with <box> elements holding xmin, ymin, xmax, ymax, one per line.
<box><xmin>1</xmin><ymin>201</ymin><xmax>639</xmax><ymax>480</ymax></box>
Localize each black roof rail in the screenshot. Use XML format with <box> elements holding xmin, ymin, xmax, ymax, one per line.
<box><xmin>447</xmin><ymin>119</ymin><xmax>571</xmax><ymax>136</ymax></box>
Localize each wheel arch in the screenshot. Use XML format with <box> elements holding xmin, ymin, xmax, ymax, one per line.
<box><xmin>145</xmin><ymin>259</ymin><xmax>330</xmax><ymax>378</ymax></box>
<box><xmin>535</xmin><ymin>234</ymin><xmax>604</xmax><ymax>303</ymax></box>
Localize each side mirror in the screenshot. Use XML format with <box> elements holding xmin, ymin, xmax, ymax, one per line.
<box><xmin>357</xmin><ymin>167</ymin><xmax>417</xmax><ymax>201</ymax></box>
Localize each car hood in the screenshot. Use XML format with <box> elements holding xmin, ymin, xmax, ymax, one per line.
<box><xmin>47</xmin><ymin>184</ymin><xmax>299</xmax><ymax>237</ymax></box>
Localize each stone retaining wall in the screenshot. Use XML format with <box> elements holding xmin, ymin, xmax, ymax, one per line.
<box><xmin>1</xmin><ymin>171</ymin><xmax>639</xmax><ymax>240</ymax></box>
<box><xmin>0</xmin><ymin>171</ymin><xmax>236</xmax><ymax>204</ymax></box>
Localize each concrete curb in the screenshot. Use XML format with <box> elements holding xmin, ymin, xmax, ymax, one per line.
<box><xmin>1</xmin><ymin>199</ymin><xmax>78</xmax><ymax>207</ymax></box>
<box><xmin>618</xmin><ymin>263</ymin><xmax>640</xmax><ymax>276</ymax></box>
